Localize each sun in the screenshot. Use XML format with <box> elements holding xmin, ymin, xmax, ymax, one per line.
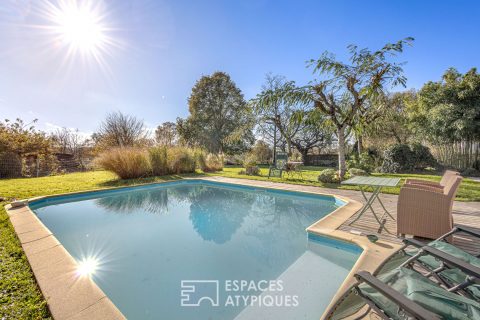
<box><xmin>56</xmin><ymin>6</ymin><xmax>105</xmax><ymax>52</ymax></box>
<box><xmin>49</xmin><ymin>1</ymin><xmax>108</xmax><ymax>55</ymax></box>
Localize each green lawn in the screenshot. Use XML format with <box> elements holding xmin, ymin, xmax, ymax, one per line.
<box><xmin>206</xmin><ymin>165</ymin><xmax>480</xmax><ymax>202</ymax></box>
<box><xmin>0</xmin><ymin>168</ymin><xmax>479</xmax><ymax>318</ymax></box>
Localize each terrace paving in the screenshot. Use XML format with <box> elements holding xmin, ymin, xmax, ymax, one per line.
<box><xmin>208</xmin><ymin>176</ymin><xmax>480</xmax><ymax>254</ymax></box>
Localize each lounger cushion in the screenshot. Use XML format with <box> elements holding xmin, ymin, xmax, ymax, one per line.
<box><xmin>358</xmin><ymin>267</ymin><xmax>480</xmax><ymax>320</ymax></box>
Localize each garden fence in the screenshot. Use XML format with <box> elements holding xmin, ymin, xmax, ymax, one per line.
<box><xmin>0</xmin><ymin>153</ymin><xmax>96</xmax><ymax>179</ymax></box>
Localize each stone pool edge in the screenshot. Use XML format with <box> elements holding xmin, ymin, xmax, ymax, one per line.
<box><xmin>7</xmin><ymin>177</ymin><xmax>401</xmax><ymax>320</ymax></box>
<box><xmin>5</xmin><ymin>203</ymin><xmax>126</xmax><ymax>320</ymax></box>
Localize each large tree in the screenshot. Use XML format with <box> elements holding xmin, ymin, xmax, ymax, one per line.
<box><xmin>254</xmin><ymin>38</ymin><xmax>413</xmax><ymax>178</ymax></box>
<box><xmin>177</xmin><ymin>72</ymin><xmax>254</xmax><ymax>154</ymax></box>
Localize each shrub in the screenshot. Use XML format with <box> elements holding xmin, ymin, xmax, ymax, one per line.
<box><xmin>347</xmin><ymin>152</ymin><xmax>375</xmax><ymax>172</ymax></box>
<box><xmin>410</xmin><ymin>143</ymin><xmax>437</xmax><ymax>169</ymax></box>
<box><xmin>381</xmin><ymin>144</ymin><xmax>412</xmax><ymax>173</ymax></box>
<box><xmin>348</xmin><ymin>168</ymin><xmax>368</xmax><ymax>177</ymax></box>
<box><xmin>317</xmin><ymin>168</ymin><xmax>339</xmax><ymax>183</ymax></box>
<box><xmin>381</xmin><ymin>143</ymin><xmax>437</xmax><ymax>173</ymax></box>
<box><xmin>462</xmin><ymin>168</ymin><xmax>480</xmax><ymax>177</ymax></box>
<box><xmin>193</xmin><ymin>148</ymin><xmax>206</xmax><ymax>170</ymax></box>
<box><xmin>246</xmin><ymin>166</ymin><xmax>260</xmax><ymax>176</ymax></box>
<box><xmin>243</xmin><ymin>153</ymin><xmax>257</xmax><ymax>167</ymax></box>
<box><xmin>96</xmin><ymin>148</ymin><xmax>151</xmax><ymax>179</ymax></box>
<box><xmin>204</xmin><ymin>154</ymin><xmax>224</xmax><ymax>172</ymax></box>
<box><xmin>250</xmin><ymin>140</ymin><xmax>272</xmax><ymax>164</ymax></box>
<box><xmin>167</xmin><ymin>147</ymin><xmax>196</xmax><ymax>174</ymax></box>
<box><xmin>149</xmin><ymin>146</ymin><xmax>168</xmax><ymax>176</ymax></box>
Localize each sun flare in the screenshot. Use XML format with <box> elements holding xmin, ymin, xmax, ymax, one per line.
<box><xmin>49</xmin><ymin>1</ymin><xmax>108</xmax><ymax>54</ymax></box>
<box><xmin>56</xmin><ymin>6</ymin><xmax>105</xmax><ymax>52</ymax></box>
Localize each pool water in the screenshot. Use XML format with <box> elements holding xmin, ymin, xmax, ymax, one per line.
<box><xmin>31</xmin><ymin>180</ymin><xmax>360</xmax><ymax>320</ymax></box>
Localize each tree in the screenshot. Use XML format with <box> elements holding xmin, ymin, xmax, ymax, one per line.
<box><xmin>410</xmin><ymin>68</ymin><xmax>480</xmax><ymax>168</ymax></box>
<box><xmin>51</xmin><ymin>127</ymin><xmax>85</xmax><ymax>155</ymax></box>
<box><xmin>177</xmin><ymin>72</ymin><xmax>254</xmax><ymax>154</ymax></box>
<box><xmin>364</xmin><ymin>91</ymin><xmax>416</xmax><ymax>148</ymax></box>
<box><xmin>155</xmin><ymin>122</ymin><xmax>177</xmax><ymax>146</ymax></box>
<box><xmin>250</xmin><ymin>140</ymin><xmax>273</xmax><ymax>164</ymax></box>
<box><xmin>289</xmin><ymin>110</ymin><xmax>334</xmax><ymax>161</ymax></box>
<box><xmin>253</xmin><ymin>38</ymin><xmax>413</xmax><ymax>178</ymax></box>
<box><xmin>93</xmin><ymin>111</ymin><xmax>149</xmax><ymax>149</ymax></box>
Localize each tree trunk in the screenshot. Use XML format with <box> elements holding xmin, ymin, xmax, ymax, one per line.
<box><xmin>337</xmin><ymin>125</ymin><xmax>347</xmax><ymax>180</ymax></box>
<box><xmin>357</xmin><ymin>134</ymin><xmax>364</xmax><ymax>155</ymax></box>
<box><xmin>300</xmin><ymin>149</ymin><xmax>309</xmax><ymax>164</ymax></box>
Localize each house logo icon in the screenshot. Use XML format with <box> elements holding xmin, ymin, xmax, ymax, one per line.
<box><xmin>180</xmin><ymin>280</ymin><xmax>220</xmax><ymax>307</ymax></box>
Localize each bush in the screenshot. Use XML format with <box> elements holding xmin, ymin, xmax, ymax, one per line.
<box><xmin>381</xmin><ymin>143</ymin><xmax>437</xmax><ymax>173</ymax></box>
<box><xmin>250</xmin><ymin>140</ymin><xmax>272</xmax><ymax>164</ymax></box>
<box><xmin>317</xmin><ymin>168</ymin><xmax>339</xmax><ymax>183</ymax></box>
<box><xmin>381</xmin><ymin>144</ymin><xmax>412</xmax><ymax>173</ymax></box>
<box><xmin>167</xmin><ymin>147</ymin><xmax>196</xmax><ymax>174</ymax></box>
<box><xmin>348</xmin><ymin>168</ymin><xmax>368</xmax><ymax>177</ymax></box>
<box><xmin>96</xmin><ymin>148</ymin><xmax>151</xmax><ymax>179</ymax></box>
<box><xmin>245</xmin><ymin>166</ymin><xmax>260</xmax><ymax>176</ymax></box>
<box><xmin>149</xmin><ymin>146</ymin><xmax>168</xmax><ymax>176</ymax></box>
<box><xmin>204</xmin><ymin>154</ymin><xmax>224</xmax><ymax>172</ymax></box>
<box><xmin>243</xmin><ymin>153</ymin><xmax>257</xmax><ymax>167</ymax></box>
<box><xmin>410</xmin><ymin>143</ymin><xmax>437</xmax><ymax>169</ymax></box>
<box><xmin>347</xmin><ymin>152</ymin><xmax>375</xmax><ymax>173</ymax></box>
<box><xmin>462</xmin><ymin>168</ymin><xmax>480</xmax><ymax>177</ymax></box>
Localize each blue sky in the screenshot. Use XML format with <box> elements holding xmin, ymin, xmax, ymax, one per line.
<box><xmin>0</xmin><ymin>0</ymin><xmax>479</xmax><ymax>135</ymax></box>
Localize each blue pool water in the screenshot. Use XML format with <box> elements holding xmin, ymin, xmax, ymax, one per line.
<box><xmin>31</xmin><ymin>180</ymin><xmax>361</xmax><ymax>320</ymax></box>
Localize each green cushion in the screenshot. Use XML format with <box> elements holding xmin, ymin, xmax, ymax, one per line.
<box><xmin>359</xmin><ymin>267</ymin><xmax>480</xmax><ymax>320</ymax></box>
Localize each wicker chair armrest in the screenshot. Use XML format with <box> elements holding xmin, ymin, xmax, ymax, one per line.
<box><xmin>405</xmin><ymin>178</ymin><xmax>441</xmax><ymax>187</ymax></box>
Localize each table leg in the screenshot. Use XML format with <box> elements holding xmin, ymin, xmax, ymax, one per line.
<box><xmin>349</xmin><ymin>186</ymin><xmax>393</xmax><ymax>234</ymax></box>
<box><xmin>377</xmin><ymin>194</ymin><xmax>395</xmax><ymax>221</ymax></box>
<box><xmin>349</xmin><ymin>186</ymin><xmax>381</xmax><ymax>226</ymax></box>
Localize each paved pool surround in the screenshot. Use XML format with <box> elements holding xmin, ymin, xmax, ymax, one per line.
<box><xmin>6</xmin><ymin>177</ymin><xmax>401</xmax><ymax>320</ymax></box>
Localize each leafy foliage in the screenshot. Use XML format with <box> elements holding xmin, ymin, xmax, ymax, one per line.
<box><xmin>252</xmin><ymin>38</ymin><xmax>413</xmax><ymax>178</ymax></box>
<box><xmin>347</xmin><ymin>152</ymin><xmax>376</xmax><ymax>173</ymax></box>
<box><xmin>0</xmin><ymin>119</ymin><xmax>53</xmax><ymax>156</ymax></box>
<box><xmin>317</xmin><ymin>168</ymin><xmax>339</xmax><ymax>183</ymax></box>
<box><xmin>250</xmin><ymin>140</ymin><xmax>272</xmax><ymax>164</ymax></box>
<box><xmin>155</xmin><ymin>122</ymin><xmax>177</xmax><ymax>146</ymax></box>
<box><xmin>381</xmin><ymin>143</ymin><xmax>436</xmax><ymax>173</ymax></box>
<box><xmin>348</xmin><ymin>168</ymin><xmax>368</xmax><ymax>177</ymax></box>
<box><xmin>177</xmin><ymin>72</ymin><xmax>254</xmax><ymax>154</ymax></box>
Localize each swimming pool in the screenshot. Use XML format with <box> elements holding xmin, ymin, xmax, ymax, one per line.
<box><xmin>30</xmin><ymin>180</ymin><xmax>361</xmax><ymax>320</ymax></box>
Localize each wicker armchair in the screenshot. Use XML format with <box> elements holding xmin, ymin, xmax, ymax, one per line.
<box><xmin>397</xmin><ymin>175</ymin><xmax>463</xmax><ymax>239</ymax></box>
<box><xmin>404</xmin><ymin>170</ymin><xmax>459</xmax><ymax>191</ymax></box>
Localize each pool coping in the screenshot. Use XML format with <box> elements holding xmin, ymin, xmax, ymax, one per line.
<box><xmin>6</xmin><ymin>177</ymin><xmax>401</xmax><ymax>320</ymax></box>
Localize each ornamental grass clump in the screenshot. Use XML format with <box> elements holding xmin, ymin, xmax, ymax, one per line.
<box><xmin>149</xmin><ymin>146</ymin><xmax>168</xmax><ymax>176</ymax></box>
<box><xmin>96</xmin><ymin>147</ymin><xmax>151</xmax><ymax>179</ymax></box>
<box><xmin>203</xmin><ymin>154</ymin><xmax>224</xmax><ymax>172</ymax></box>
<box><xmin>167</xmin><ymin>147</ymin><xmax>196</xmax><ymax>174</ymax></box>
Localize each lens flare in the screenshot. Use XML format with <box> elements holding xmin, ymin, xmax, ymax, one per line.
<box><xmin>76</xmin><ymin>257</ymin><xmax>98</xmax><ymax>277</ymax></box>
<box><xmin>31</xmin><ymin>0</ymin><xmax>120</xmax><ymax>73</ymax></box>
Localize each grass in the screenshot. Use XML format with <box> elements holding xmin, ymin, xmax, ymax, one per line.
<box><xmin>207</xmin><ymin>165</ymin><xmax>480</xmax><ymax>202</ymax></box>
<box><xmin>0</xmin><ymin>167</ymin><xmax>479</xmax><ymax>318</ymax></box>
